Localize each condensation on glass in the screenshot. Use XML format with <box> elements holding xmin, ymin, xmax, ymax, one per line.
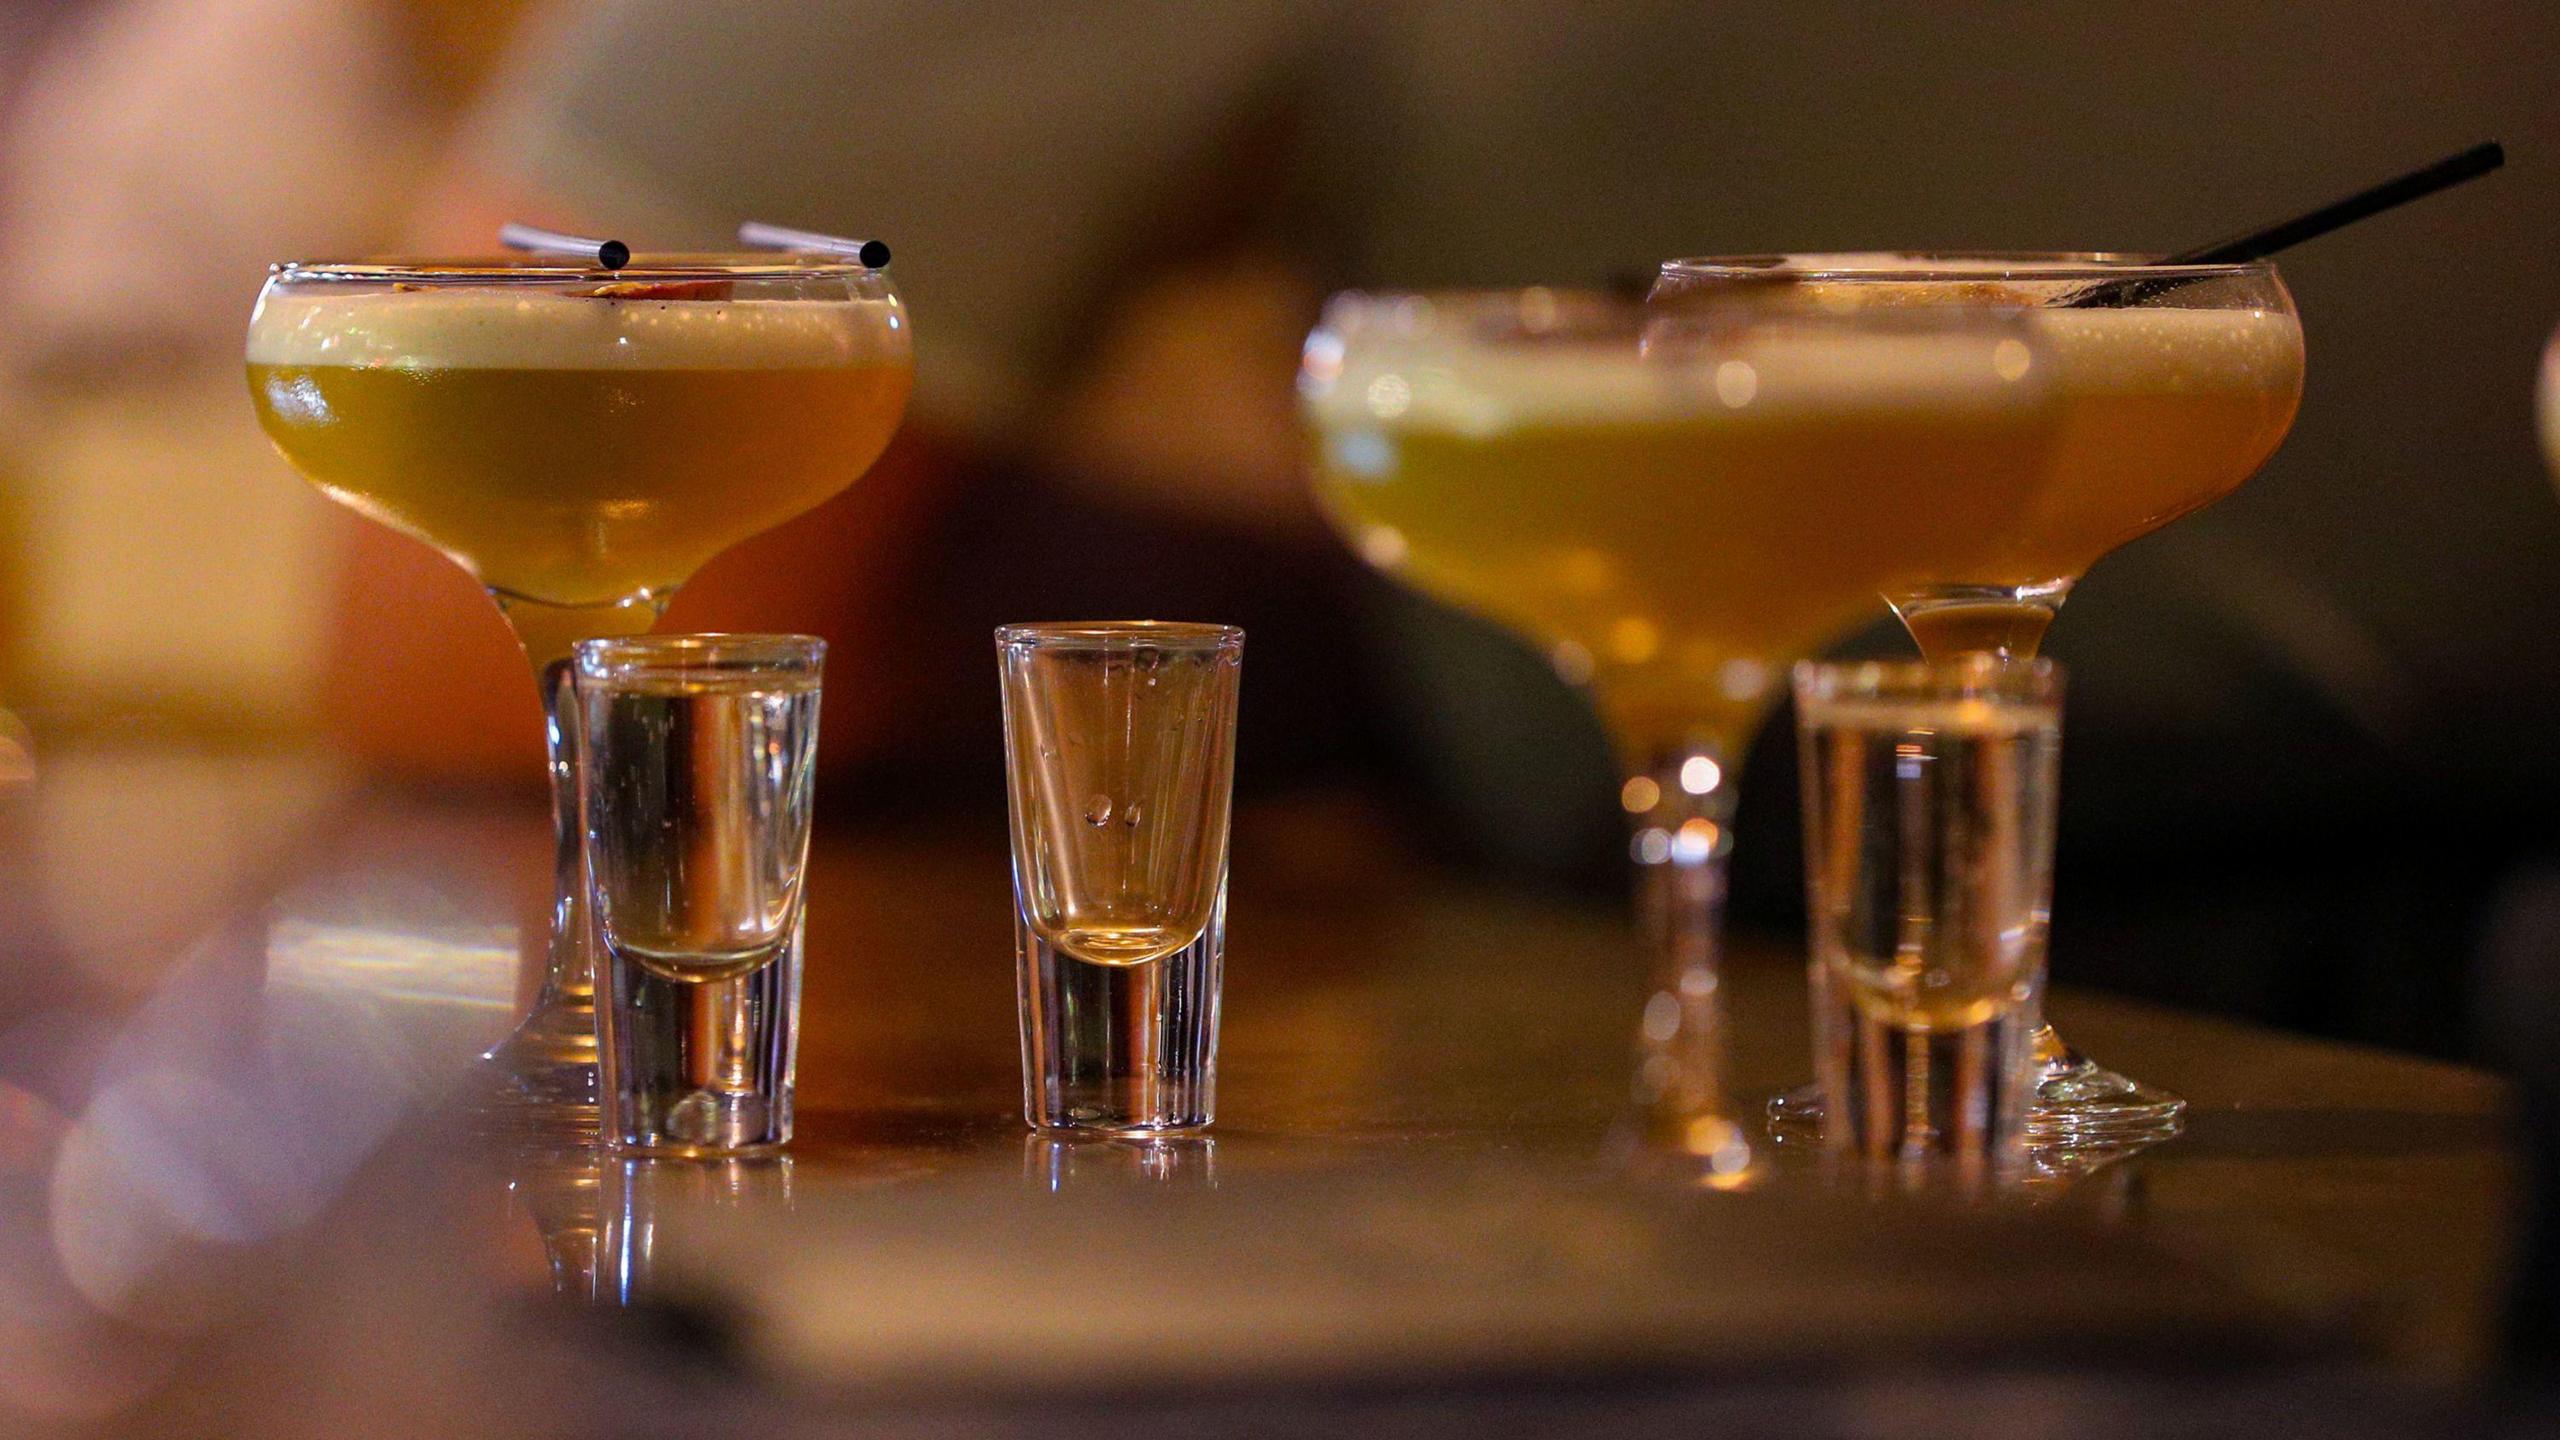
<box><xmin>997</xmin><ymin>622</ymin><xmax>1241</xmax><ymax>1133</ymax></box>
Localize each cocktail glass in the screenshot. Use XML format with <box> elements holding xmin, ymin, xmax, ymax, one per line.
<box><xmin>1659</xmin><ymin>253</ymin><xmax>2305</xmax><ymax>1145</ymax></box>
<box><xmin>1300</xmin><ymin>288</ymin><xmax>2060</xmax><ymax>1182</ymax></box>
<box><xmin>247</xmin><ymin>256</ymin><xmax>911</xmax><ymax>1130</ymax></box>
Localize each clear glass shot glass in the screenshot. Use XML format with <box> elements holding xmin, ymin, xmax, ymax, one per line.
<box><xmin>997</xmin><ymin>622</ymin><xmax>1242</xmax><ymax>1133</ymax></box>
<box><xmin>576</xmin><ymin>634</ymin><xmax>825</xmax><ymax>1156</ymax></box>
<box><xmin>1796</xmin><ymin>657</ymin><xmax>2061</xmax><ymax>1191</ymax></box>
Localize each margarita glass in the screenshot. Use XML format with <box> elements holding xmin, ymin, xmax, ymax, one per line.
<box><xmin>1300</xmin><ymin>288</ymin><xmax>2060</xmax><ymax>1180</ymax></box>
<box><xmin>248</xmin><ymin>255</ymin><xmax>911</xmax><ymax>1128</ymax></box>
<box><xmin>1659</xmin><ymin>252</ymin><xmax>2304</xmax><ymax>1144</ymax></box>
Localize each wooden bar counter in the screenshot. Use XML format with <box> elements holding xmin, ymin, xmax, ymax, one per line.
<box><xmin>0</xmin><ymin>765</ymin><xmax>2515</xmax><ymax>1437</ymax></box>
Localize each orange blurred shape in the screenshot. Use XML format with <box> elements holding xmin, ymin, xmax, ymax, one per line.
<box><xmin>318</xmin><ymin>431</ymin><xmax>949</xmax><ymax>786</ymax></box>
<box><xmin>0</xmin><ymin>711</ymin><xmax>32</xmax><ymax>787</ymax></box>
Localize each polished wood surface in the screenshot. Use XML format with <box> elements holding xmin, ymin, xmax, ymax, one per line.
<box><xmin>779</xmin><ymin>800</ymin><xmax>2515</xmax><ymax>1379</ymax></box>
<box><xmin>0</xmin><ymin>765</ymin><xmax>2516</xmax><ymax>1435</ymax></box>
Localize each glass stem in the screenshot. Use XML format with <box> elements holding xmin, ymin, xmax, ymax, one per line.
<box><xmin>483</xmin><ymin>656</ymin><xmax>600</xmax><ymax>1078</ymax></box>
<box><xmin>1623</xmin><ymin>739</ymin><xmax>1754</xmax><ymax>1182</ymax></box>
<box><xmin>1888</xmin><ymin>584</ymin><xmax>2083</xmax><ymax>1082</ymax></box>
<box><xmin>541</xmin><ymin>651</ymin><xmax>598</xmax><ymax>1043</ymax></box>
<box><xmin>1889</xmin><ymin>581</ymin><xmax>2070</xmax><ymax>661</ymax></box>
<box><xmin>480</xmin><ymin>590</ymin><xmax>664</xmax><ymax>1116</ymax></box>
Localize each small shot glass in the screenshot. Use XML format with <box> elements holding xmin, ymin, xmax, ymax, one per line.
<box><xmin>997</xmin><ymin>622</ymin><xmax>1242</xmax><ymax>1133</ymax></box>
<box><xmin>1795</xmin><ymin>656</ymin><xmax>2061</xmax><ymax>1192</ymax></box>
<box><xmin>576</xmin><ymin>634</ymin><xmax>825</xmax><ymax>1156</ymax></box>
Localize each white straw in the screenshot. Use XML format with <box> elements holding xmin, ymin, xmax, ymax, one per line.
<box><xmin>738</xmin><ymin>221</ymin><xmax>890</xmax><ymax>269</ymax></box>
<box><xmin>498</xmin><ymin>223</ymin><xmax>629</xmax><ymax>270</ymax></box>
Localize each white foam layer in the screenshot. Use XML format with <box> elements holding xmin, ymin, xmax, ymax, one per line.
<box><xmin>1304</xmin><ymin>326</ymin><xmax>2048</xmax><ymax>436</ymax></box>
<box><xmin>1733</xmin><ymin>261</ymin><xmax>2304</xmax><ymax>397</ymax></box>
<box><xmin>2030</xmin><ymin>305</ymin><xmax>2303</xmax><ymax>397</ymax></box>
<box><xmin>247</xmin><ymin>288</ymin><xmax>909</xmax><ymax>369</ymax></box>
<box><xmin>1305</xmin><ymin>303</ymin><xmax>2300</xmax><ymax>437</ymax></box>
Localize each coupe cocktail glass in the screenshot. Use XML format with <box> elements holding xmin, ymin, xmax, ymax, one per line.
<box><xmin>247</xmin><ymin>256</ymin><xmax>911</xmax><ymax>1129</ymax></box>
<box><xmin>1660</xmin><ymin>253</ymin><xmax>2304</xmax><ymax>1144</ymax></box>
<box><xmin>1301</xmin><ymin>289</ymin><xmax>2060</xmax><ymax>1181</ymax></box>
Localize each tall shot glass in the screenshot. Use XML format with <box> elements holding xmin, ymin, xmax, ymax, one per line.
<box><xmin>577</xmin><ymin>635</ymin><xmax>824</xmax><ymax>1156</ymax></box>
<box><xmin>1796</xmin><ymin>657</ymin><xmax>2060</xmax><ymax>1190</ymax></box>
<box><xmin>997</xmin><ymin>622</ymin><xmax>1242</xmax><ymax>1133</ymax></box>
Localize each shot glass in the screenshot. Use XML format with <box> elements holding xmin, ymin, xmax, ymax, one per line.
<box><xmin>1795</xmin><ymin>657</ymin><xmax>2061</xmax><ymax>1191</ymax></box>
<box><xmin>997</xmin><ymin>622</ymin><xmax>1242</xmax><ymax>1133</ymax></box>
<box><xmin>576</xmin><ymin>634</ymin><xmax>824</xmax><ymax>1156</ymax></box>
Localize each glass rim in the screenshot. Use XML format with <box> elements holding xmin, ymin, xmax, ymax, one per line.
<box><xmin>996</xmin><ymin>620</ymin><xmax>1244</xmax><ymax>652</ymax></box>
<box><xmin>575</xmin><ymin>632</ymin><xmax>827</xmax><ymax>682</ymax></box>
<box><xmin>268</xmin><ymin>256</ymin><xmax>890</xmax><ymax>286</ymax></box>
<box><xmin>1317</xmin><ymin>285</ymin><xmax>1630</xmax><ymax>318</ymax></box>
<box><xmin>1793</xmin><ymin>655</ymin><xmax>2061</xmax><ymax>708</ymax></box>
<box><xmin>1660</xmin><ymin>251</ymin><xmax>2279</xmax><ymax>284</ymax></box>
<box><xmin>1306</xmin><ymin>283</ymin><xmax>2048</xmax><ymax>352</ymax></box>
<box><xmin>1309</xmin><ymin>287</ymin><xmax>1655</xmax><ymax>349</ymax></box>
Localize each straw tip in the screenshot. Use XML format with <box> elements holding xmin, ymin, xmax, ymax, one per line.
<box><xmin>598</xmin><ymin>239</ymin><xmax>631</xmax><ymax>270</ymax></box>
<box><xmin>858</xmin><ymin>239</ymin><xmax>891</xmax><ymax>269</ymax></box>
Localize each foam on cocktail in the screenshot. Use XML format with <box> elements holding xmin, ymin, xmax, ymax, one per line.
<box><xmin>248</xmin><ymin>284</ymin><xmax>914</xmax><ymax>637</ymax></box>
<box><xmin>1303</xmin><ymin>309</ymin><xmax>2063</xmax><ymax>750</ymax></box>
<box><xmin>2032</xmin><ymin>305</ymin><xmax>2303</xmax><ymax>396</ymax></box>
<box><xmin>1701</xmin><ymin>271</ymin><xmax>2305</xmax><ymax>614</ymax></box>
<box><xmin>1305</xmin><ymin>325</ymin><xmax>2044</xmax><ymax>438</ymax></box>
<box><xmin>247</xmin><ymin>288</ymin><xmax>908</xmax><ymax>371</ymax></box>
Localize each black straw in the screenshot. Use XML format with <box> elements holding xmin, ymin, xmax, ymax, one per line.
<box><xmin>2166</xmin><ymin>141</ymin><xmax>2503</xmax><ymax>265</ymax></box>
<box><xmin>2067</xmin><ymin>142</ymin><xmax>2504</xmax><ymax>307</ymax></box>
<box><xmin>738</xmin><ymin>221</ymin><xmax>890</xmax><ymax>269</ymax></box>
<box><xmin>498</xmin><ymin>223</ymin><xmax>630</xmax><ymax>270</ymax></box>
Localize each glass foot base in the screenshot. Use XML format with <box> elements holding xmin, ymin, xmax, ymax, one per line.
<box><xmin>1765</xmin><ymin>1053</ymin><xmax>2185</xmax><ymax>1155</ymax></box>
<box><xmin>1764</xmin><ymin>1081</ymin><xmax>1825</xmax><ymax>1141</ymax></box>
<box><xmin>469</xmin><ymin>996</ymin><xmax>600</xmax><ymax>1142</ymax></box>
<box><xmin>2024</xmin><ymin>1053</ymin><xmax>2184</xmax><ymax>1146</ymax></box>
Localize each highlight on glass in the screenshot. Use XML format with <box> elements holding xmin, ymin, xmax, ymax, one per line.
<box><xmin>997</xmin><ymin>621</ymin><xmax>1242</xmax><ymax>1134</ymax></box>
<box><xmin>576</xmin><ymin>634</ymin><xmax>826</xmax><ymax>1157</ymax></box>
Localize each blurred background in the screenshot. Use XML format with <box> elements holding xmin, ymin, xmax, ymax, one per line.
<box><xmin>0</xmin><ymin>0</ymin><xmax>2557</xmax><ymax>1068</ymax></box>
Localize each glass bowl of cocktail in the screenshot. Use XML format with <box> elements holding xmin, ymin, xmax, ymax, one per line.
<box><xmin>1658</xmin><ymin>253</ymin><xmax>2306</xmax><ymax>1147</ymax></box>
<box><xmin>1299</xmin><ymin>287</ymin><xmax>2062</xmax><ymax>1182</ymax></box>
<box><xmin>247</xmin><ymin>253</ymin><xmax>912</xmax><ymax>1131</ymax></box>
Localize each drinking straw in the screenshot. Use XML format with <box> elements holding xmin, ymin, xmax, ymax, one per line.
<box><xmin>2066</xmin><ymin>141</ymin><xmax>2502</xmax><ymax>306</ymax></box>
<box><xmin>497</xmin><ymin>223</ymin><xmax>631</xmax><ymax>270</ymax></box>
<box><xmin>738</xmin><ymin>221</ymin><xmax>891</xmax><ymax>269</ymax></box>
